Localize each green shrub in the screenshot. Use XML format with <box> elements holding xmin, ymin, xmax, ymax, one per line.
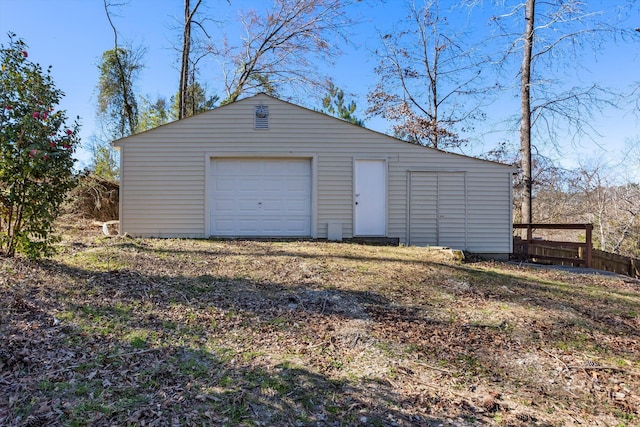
<box><xmin>0</xmin><ymin>34</ymin><xmax>80</xmax><ymax>258</ymax></box>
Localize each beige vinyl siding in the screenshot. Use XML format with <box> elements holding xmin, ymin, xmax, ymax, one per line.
<box><xmin>316</xmin><ymin>155</ymin><xmax>353</xmax><ymax>238</ymax></box>
<box><xmin>114</xmin><ymin>94</ymin><xmax>513</xmax><ymax>254</ymax></box>
<box><xmin>466</xmin><ymin>171</ymin><xmax>513</xmax><ymax>253</ymax></box>
<box><xmin>119</xmin><ymin>145</ymin><xmax>205</xmax><ymax>237</ymax></box>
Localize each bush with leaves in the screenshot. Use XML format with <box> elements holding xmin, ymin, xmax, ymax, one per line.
<box><xmin>0</xmin><ymin>34</ymin><xmax>79</xmax><ymax>258</ymax></box>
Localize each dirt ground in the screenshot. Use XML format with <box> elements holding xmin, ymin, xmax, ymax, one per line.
<box><xmin>1</xmin><ymin>218</ymin><xmax>639</xmax><ymax>426</ymax></box>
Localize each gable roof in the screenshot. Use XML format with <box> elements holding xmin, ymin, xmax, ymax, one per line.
<box><xmin>113</xmin><ymin>93</ymin><xmax>514</xmax><ymax>170</ymax></box>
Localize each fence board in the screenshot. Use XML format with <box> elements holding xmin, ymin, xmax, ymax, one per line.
<box><xmin>590</xmin><ymin>248</ymin><xmax>640</xmax><ymax>277</ymax></box>
<box><xmin>513</xmin><ymin>224</ymin><xmax>591</xmax><ymax>267</ymax></box>
<box><xmin>513</xmin><ymin>224</ymin><xmax>639</xmax><ymax>278</ymax></box>
<box><xmin>527</xmin><ymin>242</ymin><xmax>584</xmax><ymax>266</ymax></box>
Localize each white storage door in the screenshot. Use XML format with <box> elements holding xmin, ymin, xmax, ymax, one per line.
<box><xmin>409</xmin><ymin>171</ymin><xmax>467</xmax><ymax>248</ymax></box>
<box><xmin>210</xmin><ymin>159</ymin><xmax>311</xmax><ymax>236</ymax></box>
<box><xmin>408</xmin><ymin>172</ymin><xmax>438</xmax><ymax>246</ymax></box>
<box><xmin>437</xmin><ymin>172</ymin><xmax>467</xmax><ymax>248</ymax></box>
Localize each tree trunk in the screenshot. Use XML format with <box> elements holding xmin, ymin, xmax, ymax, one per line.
<box><xmin>179</xmin><ymin>0</ymin><xmax>191</xmax><ymax>120</ymax></box>
<box><xmin>520</xmin><ymin>0</ymin><xmax>535</xmax><ymax>224</ymax></box>
<box><xmin>179</xmin><ymin>0</ymin><xmax>202</xmax><ymax>120</ymax></box>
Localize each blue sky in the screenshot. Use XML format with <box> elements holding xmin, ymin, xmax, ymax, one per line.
<box><xmin>1</xmin><ymin>0</ymin><xmax>638</xmax><ymax>176</ymax></box>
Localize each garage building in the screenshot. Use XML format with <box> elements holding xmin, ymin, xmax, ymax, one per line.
<box><xmin>113</xmin><ymin>93</ymin><xmax>514</xmax><ymax>258</ymax></box>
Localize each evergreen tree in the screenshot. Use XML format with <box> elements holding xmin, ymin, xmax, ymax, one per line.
<box><xmin>321</xmin><ymin>83</ymin><xmax>364</xmax><ymax>126</ymax></box>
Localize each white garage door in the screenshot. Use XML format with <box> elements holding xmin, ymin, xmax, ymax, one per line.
<box><xmin>210</xmin><ymin>158</ymin><xmax>311</xmax><ymax>237</ymax></box>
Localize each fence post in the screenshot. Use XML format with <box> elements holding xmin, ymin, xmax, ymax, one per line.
<box><xmin>526</xmin><ymin>225</ymin><xmax>533</xmax><ymax>257</ymax></box>
<box><xmin>585</xmin><ymin>224</ymin><xmax>593</xmax><ymax>268</ymax></box>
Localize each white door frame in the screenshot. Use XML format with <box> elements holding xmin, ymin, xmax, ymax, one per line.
<box><xmin>353</xmin><ymin>158</ymin><xmax>387</xmax><ymax>236</ymax></box>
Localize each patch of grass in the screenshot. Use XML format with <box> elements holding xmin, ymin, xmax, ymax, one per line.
<box><xmin>174</xmin><ymin>351</ymin><xmax>216</xmax><ymax>378</ymax></box>
<box><xmin>217</xmin><ymin>373</ymin><xmax>236</xmax><ymax>388</ymax></box>
<box><xmin>268</xmin><ymin>316</ymin><xmax>286</xmax><ymax>327</ymax></box>
<box><xmin>112</xmin><ymin>394</ymin><xmax>151</xmax><ymax>410</ymax></box>
<box><xmin>611</xmin><ymin>408</ymin><xmax>637</xmax><ymax>426</ymax></box>
<box><xmin>70</xmin><ymin>248</ymin><xmax>130</xmax><ymax>271</ymax></box>
<box><xmin>242</xmin><ymin>350</ymin><xmax>265</xmax><ymax>362</ymax></box>
<box><xmin>38</xmin><ymin>379</ymin><xmax>55</xmax><ymax>392</ymax></box>
<box><xmin>68</xmin><ymin>400</ymin><xmax>111</xmax><ymax>422</ymax></box>
<box><xmin>259</xmin><ymin>375</ymin><xmax>294</xmax><ymax>395</ymax></box>
<box><xmin>125</xmin><ymin>329</ymin><xmax>152</xmax><ymax>348</ymax></box>
<box><xmin>69</xmin><ymin>303</ymin><xmax>134</xmax><ymax>338</ymax></box>
<box><xmin>137</xmin><ymin>369</ymin><xmax>162</xmax><ymax>389</ymax></box>
<box><xmin>72</xmin><ymin>379</ymin><xmax>102</xmax><ymax>397</ymax></box>
<box><xmin>219</xmin><ymin>398</ymin><xmax>250</xmax><ymax>424</ymax></box>
<box><xmin>555</xmin><ymin>333</ymin><xmax>606</xmax><ymax>354</ymax></box>
<box><xmin>13</xmin><ymin>397</ymin><xmax>38</xmax><ymax>420</ymax></box>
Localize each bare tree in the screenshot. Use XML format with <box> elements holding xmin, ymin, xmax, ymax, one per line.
<box><xmin>519</xmin><ymin>0</ymin><xmax>534</xmax><ymax>224</ymax></box>
<box><xmin>366</xmin><ymin>0</ymin><xmax>488</xmax><ymax>149</ymax></box>
<box><xmin>179</xmin><ymin>0</ymin><xmax>203</xmax><ymax>120</ymax></box>
<box><xmin>609</xmin><ymin>183</ymin><xmax>640</xmax><ymax>255</ymax></box>
<box><xmin>486</xmin><ymin>0</ymin><xmax>639</xmax><ymax>223</ymax></box>
<box><xmin>177</xmin><ymin>0</ymin><xmax>230</xmax><ymax>120</ymax></box>
<box><xmin>216</xmin><ymin>0</ymin><xmax>357</xmax><ymax>104</ymax></box>
<box><xmin>530</xmin><ymin>159</ymin><xmax>577</xmax><ymax>222</ymax></box>
<box><xmin>572</xmin><ymin>161</ymin><xmax>640</xmax><ymax>256</ymax></box>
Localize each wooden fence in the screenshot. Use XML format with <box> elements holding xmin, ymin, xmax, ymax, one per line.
<box><xmin>591</xmin><ymin>248</ymin><xmax>640</xmax><ymax>278</ymax></box>
<box><xmin>513</xmin><ymin>224</ymin><xmax>639</xmax><ymax>278</ymax></box>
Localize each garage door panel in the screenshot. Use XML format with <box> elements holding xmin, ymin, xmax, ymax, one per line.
<box><xmin>211</xmin><ymin>159</ymin><xmax>311</xmax><ymax>236</ymax></box>
<box><xmin>237</xmin><ymin>178</ymin><xmax>261</xmax><ymax>191</ymax></box>
<box><xmin>287</xmin><ymin>180</ymin><xmax>308</xmax><ymax>192</ymax></box>
<box><xmin>263</xmin><ymin>179</ymin><xmax>283</xmax><ymax>192</ymax></box>
<box><xmin>283</xmin><ymin>218</ymin><xmax>309</xmax><ymax>233</ymax></box>
<box><xmin>213</xmin><ymin>219</ymin><xmax>235</xmax><ymax>233</ymax></box>
<box><xmin>286</xmin><ymin>161</ymin><xmax>311</xmax><ymax>175</ymax></box>
<box><xmin>263</xmin><ymin>218</ymin><xmax>286</xmax><ymax>232</ymax></box>
<box><xmin>217</xmin><ymin>161</ymin><xmax>244</xmax><ymax>173</ymax></box>
<box><xmin>214</xmin><ymin>199</ymin><xmax>235</xmax><ymax>212</ymax></box>
<box><xmin>259</xmin><ymin>217</ymin><xmax>309</xmax><ymax>234</ymax></box>
<box><xmin>238</xmin><ymin>199</ymin><xmax>259</xmax><ymax>212</ymax></box>
<box><xmin>262</xmin><ymin>199</ymin><xmax>284</xmax><ymax>212</ymax></box>
<box><xmin>215</xmin><ymin>178</ymin><xmax>235</xmax><ymax>192</ymax></box>
<box><xmin>261</xmin><ymin>199</ymin><xmax>309</xmax><ymax>212</ymax></box>
<box><xmin>438</xmin><ymin>173</ymin><xmax>466</xmax><ymax>248</ymax></box>
<box><xmin>262</xmin><ymin>160</ymin><xmax>282</xmax><ymax>174</ymax></box>
<box><xmin>285</xmin><ymin>199</ymin><xmax>310</xmax><ymax>213</ymax></box>
<box><xmin>237</xmin><ymin>218</ymin><xmax>260</xmax><ymax>233</ymax></box>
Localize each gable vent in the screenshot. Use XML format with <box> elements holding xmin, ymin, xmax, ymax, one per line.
<box><xmin>254</xmin><ymin>105</ymin><xmax>269</xmax><ymax>129</ymax></box>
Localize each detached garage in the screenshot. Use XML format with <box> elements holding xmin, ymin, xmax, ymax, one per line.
<box><xmin>113</xmin><ymin>93</ymin><xmax>514</xmax><ymax>258</ymax></box>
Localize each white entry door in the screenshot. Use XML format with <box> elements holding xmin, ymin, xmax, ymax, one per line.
<box><xmin>354</xmin><ymin>159</ymin><xmax>386</xmax><ymax>236</ymax></box>
<box><xmin>210</xmin><ymin>158</ymin><xmax>311</xmax><ymax>236</ymax></box>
